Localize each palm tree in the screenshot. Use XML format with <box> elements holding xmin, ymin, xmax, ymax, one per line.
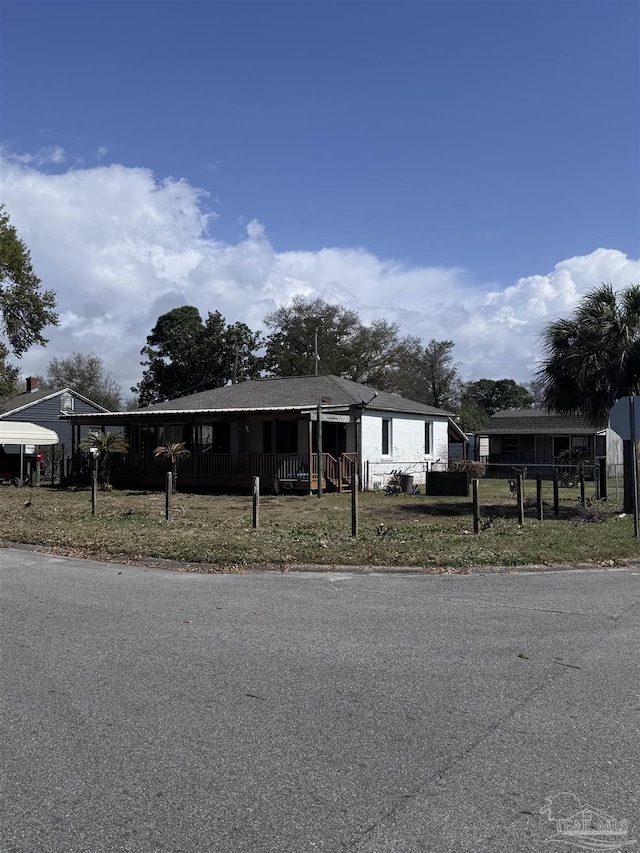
<box><xmin>556</xmin><ymin>448</ymin><xmax>590</xmax><ymax>465</ymax></box>
<box><xmin>80</xmin><ymin>431</ymin><xmax>129</xmax><ymax>489</ymax></box>
<box><xmin>538</xmin><ymin>283</ymin><xmax>640</xmax><ymax>424</ymax></box>
<box><xmin>538</xmin><ymin>283</ymin><xmax>640</xmax><ymax>511</ymax></box>
<box><xmin>153</xmin><ymin>442</ymin><xmax>191</xmax><ymax>492</ymax></box>
<box><xmin>555</xmin><ymin>448</ymin><xmax>591</xmax><ymax>486</ymax></box>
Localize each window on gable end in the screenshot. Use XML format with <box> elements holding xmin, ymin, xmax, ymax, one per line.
<box><xmin>59</xmin><ymin>392</ymin><xmax>74</xmax><ymax>413</ymax></box>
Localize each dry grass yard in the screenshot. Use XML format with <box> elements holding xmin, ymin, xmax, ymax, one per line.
<box><xmin>0</xmin><ymin>477</ymin><xmax>637</xmax><ymax>571</ymax></box>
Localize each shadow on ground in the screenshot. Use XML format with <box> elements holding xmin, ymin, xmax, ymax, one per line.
<box><xmin>362</xmin><ymin>496</ymin><xmax>609</xmax><ymax>523</ymax></box>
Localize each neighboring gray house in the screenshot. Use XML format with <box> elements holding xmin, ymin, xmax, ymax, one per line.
<box><xmin>0</xmin><ymin>377</ymin><xmax>111</xmax><ymax>452</ymax></box>
<box><xmin>478</xmin><ymin>408</ymin><xmax>623</xmax><ymax>471</ymax></box>
<box><xmin>65</xmin><ymin>374</ymin><xmax>467</xmax><ymax>492</ymax></box>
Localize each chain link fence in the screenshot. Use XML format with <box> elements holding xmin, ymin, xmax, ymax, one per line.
<box><xmin>362</xmin><ymin>459</ymin><xmax>625</xmax><ymax>509</ymax></box>
<box><xmin>483</xmin><ymin>462</ymin><xmax>625</xmax><ymax>510</ymax></box>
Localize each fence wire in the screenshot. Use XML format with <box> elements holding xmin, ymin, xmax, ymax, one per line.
<box><xmin>363</xmin><ymin>460</ymin><xmax>625</xmax><ymax>510</ymax></box>
<box><xmin>482</xmin><ymin>463</ymin><xmax>625</xmax><ymax>511</ymax></box>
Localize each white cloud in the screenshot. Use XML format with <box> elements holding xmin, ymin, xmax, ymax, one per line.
<box><xmin>0</xmin><ymin>153</ymin><xmax>638</xmax><ymax>396</ymax></box>
<box><xmin>4</xmin><ymin>145</ymin><xmax>66</xmax><ymax>167</ymax></box>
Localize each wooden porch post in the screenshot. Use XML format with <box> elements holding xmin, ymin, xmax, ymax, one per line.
<box><xmin>317</xmin><ymin>403</ymin><xmax>323</xmax><ymax>499</ymax></box>
<box><xmin>356</xmin><ymin>412</ymin><xmax>362</xmax><ymax>491</ymax></box>
<box><xmin>308</xmin><ymin>417</ymin><xmax>313</xmax><ymax>496</ymax></box>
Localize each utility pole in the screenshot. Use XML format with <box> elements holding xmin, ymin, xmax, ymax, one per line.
<box><xmin>232</xmin><ymin>345</ymin><xmax>240</xmax><ymax>384</ymax></box>
<box><xmin>314</xmin><ymin>328</ymin><xmax>319</xmax><ymax>376</ymax></box>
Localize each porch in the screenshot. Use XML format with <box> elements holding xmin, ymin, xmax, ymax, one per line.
<box><xmin>486</xmin><ymin>432</ymin><xmax>604</xmax><ymax>466</ymax></box>
<box><xmin>69</xmin><ymin>451</ymin><xmax>358</xmax><ymax>493</ymax></box>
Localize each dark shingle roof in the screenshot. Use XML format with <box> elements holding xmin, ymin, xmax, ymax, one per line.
<box><xmin>138</xmin><ymin>375</ymin><xmax>453</xmax><ymax>417</ymax></box>
<box><xmin>483</xmin><ymin>408</ymin><xmax>605</xmax><ymax>435</ymax></box>
<box><xmin>0</xmin><ymin>387</ymin><xmax>64</xmax><ymax>415</ymax></box>
<box><xmin>0</xmin><ymin>387</ymin><xmax>109</xmax><ymax>417</ymax></box>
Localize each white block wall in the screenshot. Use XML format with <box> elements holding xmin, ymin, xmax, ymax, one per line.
<box><xmin>361</xmin><ymin>410</ymin><xmax>449</xmax><ymax>488</ymax></box>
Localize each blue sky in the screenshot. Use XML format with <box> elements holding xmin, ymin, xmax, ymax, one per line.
<box><xmin>0</xmin><ymin>0</ymin><xmax>638</xmax><ymax>390</ymax></box>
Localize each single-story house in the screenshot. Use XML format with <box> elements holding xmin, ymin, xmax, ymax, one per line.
<box><xmin>64</xmin><ymin>374</ymin><xmax>467</xmax><ymax>492</ymax></box>
<box><xmin>477</xmin><ymin>408</ymin><xmax>622</xmax><ymax>473</ymax></box>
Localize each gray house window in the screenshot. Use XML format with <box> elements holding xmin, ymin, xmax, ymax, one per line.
<box><xmin>502</xmin><ymin>437</ymin><xmax>518</xmax><ymax>454</ymax></box>
<box><xmin>59</xmin><ymin>392</ymin><xmax>74</xmax><ymax>413</ymax></box>
<box><xmin>425</xmin><ymin>422</ymin><xmax>431</xmax><ymax>455</ymax></box>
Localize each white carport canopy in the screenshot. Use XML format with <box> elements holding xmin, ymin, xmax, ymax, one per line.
<box><xmin>0</xmin><ymin>422</ymin><xmax>59</xmax><ymax>445</ymax></box>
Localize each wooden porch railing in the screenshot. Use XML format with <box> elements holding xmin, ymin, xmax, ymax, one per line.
<box><xmin>340</xmin><ymin>452</ymin><xmax>357</xmax><ymax>485</ymax></box>
<box><xmin>112</xmin><ymin>452</ymin><xmax>313</xmax><ymax>480</ymax></box>
<box><xmin>71</xmin><ymin>451</ymin><xmax>357</xmax><ymax>491</ymax></box>
<box><xmin>310</xmin><ymin>452</ymin><xmax>343</xmax><ymax>486</ymax></box>
<box><xmin>71</xmin><ymin>452</ymin><xmax>315</xmax><ymax>486</ymax></box>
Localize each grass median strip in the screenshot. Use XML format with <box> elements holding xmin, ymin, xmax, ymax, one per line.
<box><xmin>0</xmin><ymin>483</ymin><xmax>637</xmax><ymax>570</ymax></box>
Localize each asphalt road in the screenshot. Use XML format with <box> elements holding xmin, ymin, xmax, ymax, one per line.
<box><xmin>1</xmin><ymin>550</ymin><xmax>639</xmax><ymax>853</ymax></box>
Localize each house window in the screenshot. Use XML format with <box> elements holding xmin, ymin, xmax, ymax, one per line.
<box><xmin>382</xmin><ymin>419</ymin><xmax>391</xmax><ymax>455</ymax></box>
<box><xmin>198</xmin><ymin>425</ymin><xmax>214</xmax><ymax>452</ymax></box>
<box><xmin>502</xmin><ymin>437</ymin><xmax>518</xmax><ymax>455</ymax></box>
<box><xmin>161</xmin><ymin>424</ymin><xmax>185</xmax><ymax>445</ymax></box>
<box><xmin>59</xmin><ymin>392</ymin><xmax>74</xmax><ymax>413</ymax></box>
<box><xmin>195</xmin><ymin>424</ymin><xmax>230</xmax><ymax>453</ymax></box>
<box><xmin>425</xmin><ymin>422</ymin><xmax>432</xmax><ymax>455</ymax></box>
<box><xmin>572</xmin><ymin>436</ymin><xmax>588</xmax><ymax>450</ymax></box>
